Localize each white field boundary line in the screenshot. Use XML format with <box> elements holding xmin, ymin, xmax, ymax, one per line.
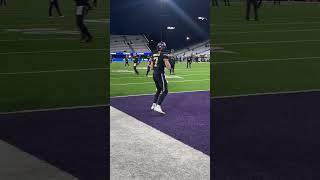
<box><xmin>0</xmin><ymin>104</ymin><xmax>109</xmax><ymax>115</ymax></box>
<box><xmin>213</xmin><ymin>39</ymin><xmax>320</xmax><ymax>46</ymax></box>
<box><xmin>211</xmin><ymin>21</ymin><xmax>320</xmax><ymax>27</ymax></box>
<box><xmin>111</xmin><ymin>70</ymin><xmax>209</xmax><ymax>74</ymax></box>
<box><xmin>212</xmin><ymin>89</ymin><xmax>320</xmax><ymax>99</ymax></box>
<box><xmin>0</xmin><ymin>36</ymin><xmax>106</xmax><ymax>42</ymax></box>
<box><xmin>111</xmin><ymin>79</ymin><xmax>210</xmax><ymax>86</ymax></box>
<box><xmin>213</xmin><ymin>56</ymin><xmax>320</xmax><ymax>64</ymax></box>
<box><xmin>0</xmin><ymin>68</ymin><xmax>108</xmax><ymax>75</ymax></box>
<box><xmin>0</xmin><ymin>48</ymin><xmax>107</xmax><ymax>55</ymax></box>
<box><xmin>110</xmin><ymin>73</ymin><xmax>207</xmax><ymax>79</ymax></box>
<box><xmin>111</xmin><ymin>90</ymin><xmax>210</xmax><ymax>98</ymax></box>
<box><xmin>0</xmin><ymin>18</ymin><xmax>109</xmax><ymax>27</ymax></box>
<box><xmin>0</xmin><ymin>23</ymin><xmax>60</xmax><ymax>27</ymax></box>
<box><xmin>215</xmin><ymin>16</ymin><xmax>320</xmax><ymax>22</ymax></box>
<box><xmin>214</xmin><ymin>28</ymin><xmax>320</xmax><ymax>35</ymax></box>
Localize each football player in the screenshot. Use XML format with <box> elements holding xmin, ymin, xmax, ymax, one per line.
<box><xmin>212</xmin><ymin>0</ymin><xmax>219</xmax><ymax>7</ymax></box>
<box><xmin>146</xmin><ymin>55</ymin><xmax>152</xmax><ymax>76</ymax></box>
<box><xmin>169</xmin><ymin>49</ymin><xmax>176</xmax><ymax>75</ymax></box>
<box><xmin>150</xmin><ymin>42</ymin><xmax>171</xmax><ymax>114</ymax></box>
<box><xmin>224</xmin><ymin>0</ymin><xmax>230</xmax><ymax>6</ymax></box>
<box><xmin>133</xmin><ymin>54</ymin><xmax>139</xmax><ymax>75</ymax></box>
<box><xmin>124</xmin><ymin>55</ymin><xmax>130</xmax><ymax>67</ymax></box>
<box><xmin>0</xmin><ymin>0</ymin><xmax>7</xmax><ymax>7</ymax></box>
<box><xmin>246</xmin><ymin>0</ymin><xmax>260</xmax><ymax>21</ymax></box>
<box><xmin>187</xmin><ymin>55</ymin><xmax>192</xmax><ymax>69</ymax></box>
<box><xmin>49</xmin><ymin>0</ymin><xmax>63</xmax><ymax>17</ymax></box>
<box><xmin>75</xmin><ymin>0</ymin><xmax>92</xmax><ymax>42</ymax></box>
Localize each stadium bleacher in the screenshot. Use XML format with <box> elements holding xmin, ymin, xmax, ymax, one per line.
<box><xmin>110</xmin><ymin>35</ymin><xmax>151</xmax><ymax>53</ymax></box>
<box><xmin>173</xmin><ymin>41</ymin><xmax>210</xmax><ymax>61</ymax></box>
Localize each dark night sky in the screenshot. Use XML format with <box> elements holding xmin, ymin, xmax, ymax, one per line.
<box><xmin>110</xmin><ymin>0</ymin><xmax>210</xmax><ymax>50</ymax></box>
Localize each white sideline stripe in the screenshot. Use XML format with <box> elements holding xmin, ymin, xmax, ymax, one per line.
<box><xmin>0</xmin><ymin>68</ymin><xmax>108</xmax><ymax>75</ymax></box>
<box><xmin>213</xmin><ymin>39</ymin><xmax>320</xmax><ymax>46</ymax></box>
<box><xmin>215</xmin><ymin>28</ymin><xmax>320</xmax><ymax>35</ymax></box>
<box><xmin>110</xmin><ymin>73</ymin><xmax>205</xmax><ymax>79</ymax></box>
<box><xmin>220</xmin><ymin>16</ymin><xmax>320</xmax><ymax>22</ymax></box>
<box><xmin>212</xmin><ymin>89</ymin><xmax>320</xmax><ymax>99</ymax></box>
<box><xmin>0</xmin><ymin>48</ymin><xmax>107</xmax><ymax>55</ymax></box>
<box><xmin>111</xmin><ymin>90</ymin><xmax>209</xmax><ymax>98</ymax></box>
<box><xmin>211</xmin><ymin>21</ymin><xmax>320</xmax><ymax>27</ymax></box>
<box><xmin>111</xmin><ymin>70</ymin><xmax>209</xmax><ymax>74</ymax></box>
<box><xmin>111</xmin><ymin>79</ymin><xmax>210</xmax><ymax>86</ymax></box>
<box><xmin>0</xmin><ymin>36</ymin><xmax>106</xmax><ymax>42</ymax></box>
<box><xmin>213</xmin><ymin>56</ymin><xmax>320</xmax><ymax>64</ymax></box>
<box><xmin>0</xmin><ymin>104</ymin><xmax>109</xmax><ymax>115</ymax></box>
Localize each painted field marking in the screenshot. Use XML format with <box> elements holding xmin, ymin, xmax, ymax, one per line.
<box><xmin>211</xmin><ymin>21</ymin><xmax>320</xmax><ymax>27</ymax></box>
<box><xmin>213</xmin><ymin>39</ymin><xmax>320</xmax><ymax>46</ymax></box>
<box><xmin>0</xmin><ymin>68</ymin><xmax>108</xmax><ymax>75</ymax></box>
<box><xmin>111</xmin><ymin>79</ymin><xmax>210</xmax><ymax>86</ymax></box>
<box><xmin>213</xmin><ymin>56</ymin><xmax>320</xmax><ymax>64</ymax></box>
<box><xmin>0</xmin><ymin>48</ymin><xmax>107</xmax><ymax>55</ymax></box>
<box><xmin>214</xmin><ymin>28</ymin><xmax>320</xmax><ymax>35</ymax></box>
<box><xmin>110</xmin><ymin>74</ymin><xmax>205</xmax><ymax>79</ymax></box>
<box><xmin>111</xmin><ymin>90</ymin><xmax>209</xmax><ymax>98</ymax></box>
<box><xmin>0</xmin><ymin>104</ymin><xmax>108</xmax><ymax>115</ymax></box>
<box><xmin>212</xmin><ymin>89</ymin><xmax>320</xmax><ymax>99</ymax></box>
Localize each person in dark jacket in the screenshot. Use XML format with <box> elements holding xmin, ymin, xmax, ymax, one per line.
<box><xmin>0</xmin><ymin>0</ymin><xmax>7</xmax><ymax>7</ymax></box>
<box><xmin>49</xmin><ymin>0</ymin><xmax>63</xmax><ymax>17</ymax></box>
<box><xmin>75</xmin><ymin>0</ymin><xmax>92</xmax><ymax>42</ymax></box>
<box><xmin>246</xmin><ymin>0</ymin><xmax>260</xmax><ymax>21</ymax></box>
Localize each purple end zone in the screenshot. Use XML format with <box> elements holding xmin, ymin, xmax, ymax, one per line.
<box><xmin>0</xmin><ymin>106</ymin><xmax>109</xmax><ymax>180</ymax></box>
<box><xmin>111</xmin><ymin>91</ymin><xmax>210</xmax><ymax>155</ymax></box>
<box><xmin>213</xmin><ymin>91</ymin><xmax>320</xmax><ymax>179</ymax></box>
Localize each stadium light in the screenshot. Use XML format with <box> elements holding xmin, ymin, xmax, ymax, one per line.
<box><xmin>186</xmin><ymin>36</ymin><xmax>190</xmax><ymax>40</ymax></box>
<box><xmin>167</xmin><ymin>26</ymin><xmax>175</xmax><ymax>30</ymax></box>
<box><xmin>198</xmin><ymin>17</ymin><xmax>207</xmax><ymax>21</ymax></box>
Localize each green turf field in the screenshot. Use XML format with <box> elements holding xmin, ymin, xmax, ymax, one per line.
<box><xmin>211</xmin><ymin>2</ymin><xmax>320</xmax><ymax>97</ymax></box>
<box><xmin>110</xmin><ymin>61</ymin><xmax>209</xmax><ymax>97</ymax></box>
<box><xmin>0</xmin><ymin>0</ymin><xmax>109</xmax><ymax>112</ymax></box>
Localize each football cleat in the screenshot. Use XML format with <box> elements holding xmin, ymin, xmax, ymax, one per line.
<box><xmin>151</xmin><ymin>103</ymin><xmax>156</xmax><ymax>110</ymax></box>
<box><xmin>154</xmin><ymin>105</ymin><xmax>166</xmax><ymax>114</ymax></box>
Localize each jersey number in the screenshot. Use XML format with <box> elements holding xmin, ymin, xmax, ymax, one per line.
<box><xmin>154</xmin><ymin>57</ymin><xmax>159</xmax><ymax>67</ymax></box>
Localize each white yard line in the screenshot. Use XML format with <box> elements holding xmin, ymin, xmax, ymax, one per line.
<box><xmin>111</xmin><ymin>73</ymin><xmax>207</xmax><ymax>79</ymax></box>
<box><xmin>213</xmin><ymin>56</ymin><xmax>320</xmax><ymax>64</ymax></box>
<box><xmin>211</xmin><ymin>21</ymin><xmax>320</xmax><ymax>27</ymax></box>
<box><xmin>0</xmin><ymin>68</ymin><xmax>108</xmax><ymax>75</ymax></box>
<box><xmin>0</xmin><ymin>36</ymin><xmax>106</xmax><ymax>42</ymax></box>
<box><xmin>111</xmin><ymin>79</ymin><xmax>210</xmax><ymax>86</ymax></box>
<box><xmin>213</xmin><ymin>39</ymin><xmax>320</xmax><ymax>46</ymax></box>
<box><xmin>0</xmin><ymin>48</ymin><xmax>107</xmax><ymax>55</ymax></box>
<box><xmin>212</xmin><ymin>89</ymin><xmax>320</xmax><ymax>99</ymax></box>
<box><xmin>111</xmin><ymin>90</ymin><xmax>209</xmax><ymax>98</ymax></box>
<box><xmin>214</xmin><ymin>28</ymin><xmax>320</xmax><ymax>35</ymax></box>
<box><xmin>0</xmin><ymin>104</ymin><xmax>108</xmax><ymax>115</ymax></box>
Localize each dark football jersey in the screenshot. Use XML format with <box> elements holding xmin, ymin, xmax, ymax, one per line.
<box><xmin>153</xmin><ymin>52</ymin><xmax>169</xmax><ymax>74</ymax></box>
<box><xmin>133</xmin><ymin>57</ymin><xmax>138</xmax><ymax>64</ymax></box>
